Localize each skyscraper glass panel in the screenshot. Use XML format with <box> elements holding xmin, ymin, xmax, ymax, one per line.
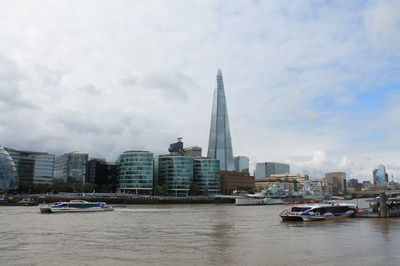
<box><xmin>207</xmin><ymin>69</ymin><xmax>234</xmax><ymax>171</ymax></box>
<box><xmin>117</xmin><ymin>151</ymin><xmax>154</xmax><ymax>195</ymax></box>
<box><xmin>0</xmin><ymin>147</ymin><xmax>18</xmax><ymax>190</ymax></box>
<box><xmin>193</xmin><ymin>158</ymin><xmax>220</xmax><ymax>194</ymax></box>
<box><xmin>157</xmin><ymin>155</ymin><xmax>193</xmax><ymax>196</ymax></box>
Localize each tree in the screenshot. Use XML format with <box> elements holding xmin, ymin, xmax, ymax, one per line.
<box><xmin>190</xmin><ymin>183</ymin><xmax>199</xmax><ymax>195</ymax></box>
<box><xmin>203</xmin><ymin>188</ymin><xmax>209</xmax><ymax>196</ymax></box>
<box><xmin>154</xmin><ymin>185</ymin><xmax>167</xmax><ymax>196</ymax></box>
<box><xmin>80</xmin><ymin>183</ymin><xmax>99</xmax><ymax>193</ymax></box>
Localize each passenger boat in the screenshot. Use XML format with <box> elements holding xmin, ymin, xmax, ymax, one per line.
<box><xmin>40</xmin><ymin>200</ymin><xmax>114</xmax><ymax>213</ymax></box>
<box><xmin>279</xmin><ymin>202</ymin><xmax>356</xmax><ymax>221</ymax></box>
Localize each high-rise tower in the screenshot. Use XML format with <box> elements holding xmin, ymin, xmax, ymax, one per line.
<box><xmin>207</xmin><ymin>69</ymin><xmax>234</xmax><ymax>170</ymax></box>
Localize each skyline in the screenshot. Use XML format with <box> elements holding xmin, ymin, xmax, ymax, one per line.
<box><xmin>0</xmin><ymin>0</ymin><xmax>400</xmax><ymax>181</ymax></box>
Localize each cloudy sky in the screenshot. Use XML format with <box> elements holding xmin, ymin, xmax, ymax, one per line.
<box><xmin>0</xmin><ymin>0</ymin><xmax>399</xmax><ymax>181</ymax></box>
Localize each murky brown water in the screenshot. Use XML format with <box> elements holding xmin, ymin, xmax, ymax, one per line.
<box><xmin>1</xmin><ymin>202</ymin><xmax>400</xmax><ymax>265</ymax></box>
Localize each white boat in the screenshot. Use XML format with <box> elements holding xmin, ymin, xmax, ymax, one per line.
<box><xmin>235</xmin><ymin>197</ymin><xmax>266</xmax><ymax>206</ymax></box>
<box><xmin>40</xmin><ymin>200</ymin><xmax>114</xmax><ymax>213</ymax></box>
<box><xmin>279</xmin><ymin>202</ymin><xmax>355</xmax><ymax>221</ymax></box>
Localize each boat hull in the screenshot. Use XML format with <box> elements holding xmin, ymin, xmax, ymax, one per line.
<box><xmin>40</xmin><ymin>206</ymin><xmax>114</xmax><ymax>213</ymax></box>
<box><xmin>280</xmin><ymin>211</ymin><xmax>355</xmax><ymax>221</ymax></box>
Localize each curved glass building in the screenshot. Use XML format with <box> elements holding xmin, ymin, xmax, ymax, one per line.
<box><xmin>0</xmin><ymin>146</ymin><xmax>18</xmax><ymax>190</ymax></box>
<box><xmin>193</xmin><ymin>158</ymin><xmax>220</xmax><ymax>194</ymax></box>
<box><xmin>158</xmin><ymin>155</ymin><xmax>193</xmax><ymax>196</ymax></box>
<box><xmin>117</xmin><ymin>151</ymin><xmax>154</xmax><ymax>195</ymax></box>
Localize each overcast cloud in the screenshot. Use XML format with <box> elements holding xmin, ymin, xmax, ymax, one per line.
<box><xmin>0</xmin><ymin>0</ymin><xmax>399</xmax><ymax>181</ymax></box>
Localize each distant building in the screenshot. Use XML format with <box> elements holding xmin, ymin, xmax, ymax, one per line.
<box><xmin>54</xmin><ymin>152</ymin><xmax>88</xmax><ymax>185</ymax></box>
<box><xmin>183</xmin><ymin>146</ymin><xmax>202</xmax><ymax>157</ymax></box>
<box><xmin>0</xmin><ymin>146</ymin><xmax>18</xmax><ymax>190</ymax></box>
<box><xmin>117</xmin><ymin>151</ymin><xmax>154</xmax><ymax>195</ymax></box>
<box><xmin>324</xmin><ymin>172</ymin><xmax>346</xmax><ymax>196</ymax></box>
<box><xmin>193</xmin><ymin>158</ymin><xmax>220</xmax><ymax>194</ymax></box>
<box><xmin>157</xmin><ymin>155</ymin><xmax>193</xmax><ymax>196</ymax></box>
<box><xmin>234</xmin><ymin>156</ymin><xmax>249</xmax><ymax>174</ymax></box>
<box><xmin>86</xmin><ymin>159</ymin><xmax>117</xmax><ymax>192</ymax></box>
<box><xmin>5</xmin><ymin>148</ymin><xmax>55</xmax><ymax>185</ymax></box>
<box><xmin>168</xmin><ymin>138</ymin><xmax>184</xmax><ymax>155</ymax></box>
<box><xmin>254</xmin><ymin>162</ymin><xmax>290</xmax><ymax>178</ymax></box>
<box><xmin>373</xmin><ymin>164</ymin><xmax>388</xmax><ymax>184</ymax></box>
<box><xmin>347</xmin><ymin>178</ymin><xmax>359</xmax><ymax>188</ymax></box>
<box><xmin>207</xmin><ymin>70</ymin><xmax>235</xmax><ymax>171</ymax></box>
<box><xmin>255</xmin><ymin>174</ymin><xmax>308</xmax><ymax>192</ymax></box>
<box><xmin>362</xmin><ymin>181</ymin><xmax>372</xmax><ymax>189</ymax></box>
<box><xmin>220</xmin><ymin>171</ymin><xmax>255</xmax><ymax>194</ymax></box>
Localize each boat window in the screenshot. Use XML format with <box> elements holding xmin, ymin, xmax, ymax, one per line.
<box><xmin>292</xmin><ymin>207</ymin><xmax>309</xmax><ymax>212</ymax></box>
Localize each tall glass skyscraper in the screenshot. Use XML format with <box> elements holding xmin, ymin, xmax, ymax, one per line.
<box><xmin>207</xmin><ymin>69</ymin><xmax>234</xmax><ymax>171</ymax></box>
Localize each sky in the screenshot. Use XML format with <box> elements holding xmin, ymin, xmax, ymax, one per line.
<box><xmin>0</xmin><ymin>0</ymin><xmax>399</xmax><ymax>181</ymax></box>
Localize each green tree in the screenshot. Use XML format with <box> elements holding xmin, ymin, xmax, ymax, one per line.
<box><xmin>154</xmin><ymin>185</ymin><xmax>167</xmax><ymax>196</ymax></box>
<box><xmin>203</xmin><ymin>188</ymin><xmax>209</xmax><ymax>196</ymax></box>
<box><xmin>80</xmin><ymin>183</ymin><xmax>99</xmax><ymax>193</ymax></box>
<box><xmin>190</xmin><ymin>183</ymin><xmax>199</xmax><ymax>195</ymax></box>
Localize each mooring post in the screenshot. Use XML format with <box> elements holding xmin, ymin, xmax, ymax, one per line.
<box><xmin>379</xmin><ymin>192</ymin><xmax>387</xmax><ymax>218</ymax></box>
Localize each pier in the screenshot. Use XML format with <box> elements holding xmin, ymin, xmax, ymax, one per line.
<box><xmin>355</xmin><ymin>192</ymin><xmax>400</xmax><ymax>218</ymax></box>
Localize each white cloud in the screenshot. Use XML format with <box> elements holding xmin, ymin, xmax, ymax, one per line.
<box><xmin>0</xmin><ymin>0</ymin><xmax>399</xmax><ymax>181</ymax></box>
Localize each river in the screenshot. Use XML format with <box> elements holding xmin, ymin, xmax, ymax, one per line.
<box><xmin>1</xmin><ymin>202</ymin><xmax>400</xmax><ymax>265</ymax></box>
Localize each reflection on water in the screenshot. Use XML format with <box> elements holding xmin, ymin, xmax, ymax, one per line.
<box><xmin>1</xmin><ymin>202</ymin><xmax>400</xmax><ymax>265</ymax></box>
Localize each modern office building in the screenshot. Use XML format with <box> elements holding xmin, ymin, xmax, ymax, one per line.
<box><xmin>254</xmin><ymin>162</ymin><xmax>290</xmax><ymax>178</ymax></box>
<box><xmin>0</xmin><ymin>146</ymin><xmax>18</xmax><ymax>190</ymax></box>
<box><xmin>157</xmin><ymin>155</ymin><xmax>193</xmax><ymax>196</ymax></box>
<box><xmin>324</xmin><ymin>172</ymin><xmax>346</xmax><ymax>196</ymax></box>
<box><xmin>5</xmin><ymin>148</ymin><xmax>55</xmax><ymax>185</ymax></box>
<box><xmin>184</xmin><ymin>146</ymin><xmax>202</xmax><ymax>157</ymax></box>
<box><xmin>347</xmin><ymin>178</ymin><xmax>360</xmax><ymax>188</ymax></box>
<box><xmin>373</xmin><ymin>164</ymin><xmax>388</xmax><ymax>184</ymax></box>
<box><xmin>193</xmin><ymin>158</ymin><xmax>220</xmax><ymax>194</ymax></box>
<box><xmin>207</xmin><ymin>69</ymin><xmax>234</xmax><ymax>171</ymax></box>
<box><xmin>86</xmin><ymin>159</ymin><xmax>117</xmax><ymax>192</ymax></box>
<box><xmin>220</xmin><ymin>171</ymin><xmax>255</xmax><ymax>194</ymax></box>
<box><xmin>234</xmin><ymin>156</ymin><xmax>249</xmax><ymax>174</ymax></box>
<box><xmin>117</xmin><ymin>151</ymin><xmax>154</xmax><ymax>195</ymax></box>
<box><xmin>54</xmin><ymin>152</ymin><xmax>88</xmax><ymax>185</ymax></box>
<box><xmin>33</xmin><ymin>153</ymin><xmax>55</xmax><ymax>184</ymax></box>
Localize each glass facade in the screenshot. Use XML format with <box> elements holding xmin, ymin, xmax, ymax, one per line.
<box><xmin>0</xmin><ymin>147</ymin><xmax>18</xmax><ymax>190</ymax></box>
<box><xmin>193</xmin><ymin>158</ymin><xmax>220</xmax><ymax>194</ymax></box>
<box><xmin>207</xmin><ymin>69</ymin><xmax>234</xmax><ymax>171</ymax></box>
<box><xmin>158</xmin><ymin>155</ymin><xmax>193</xmax><ymax>196</ymax></box>
<box><xmin>255</xmin><ymin>162</ymin><xmax>290</xmax><ymax>178</ymax></box>
<box><xmin>117</xmin><ymin>151</ymin><xmax>154</xmax><ymax>195</ymax></box>
<box><xmin>5</xmin><ymin>148</ymin><xmax>55</xmax><ymax>185</ymax></box>
<box><xmin>234</xmin><ymin>156</ymin><xmax>249</xmax><ymax>174</ymax></box>
<box><xmin>87</xmin><ymin>159</ymin><xmax>117</xmax><ymax>191</ymax></box>
<box><xmin>374</xmin><ymin>164</ymin><xmax>387</xmax><ymax>184</ymax></box>
<box><xmin>33</xmin><ymin>153</ymin><xmax>54</xmax><ymax>184</ymax></box>
<box><xmin>54</xmin><ymin>152</ymin><xmax>88</xmax><ymax>185</ymax></box>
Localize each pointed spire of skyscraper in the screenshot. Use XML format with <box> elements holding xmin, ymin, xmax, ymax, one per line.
<box><xmin>207</xmin><ymin>69</ymin><xmax>234</xmax><ymax>171</ymax></box>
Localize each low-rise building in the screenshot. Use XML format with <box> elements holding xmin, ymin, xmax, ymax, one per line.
<box><xmin>255</xmin><ymin>174</ymin><xmax>309</xmax><ymax>192</ymax></box>
<box><xmin>220</xmin><ymin>171</ymin><xmax>255</xmax><ymax>194</ymax></box>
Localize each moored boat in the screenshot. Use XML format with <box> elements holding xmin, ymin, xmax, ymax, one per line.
<box><xmin>40</xmin><ymin>200</ymin><xmax>114</xmax><ymax>213</ymax></box>
<box><xmin>279</xmin><ymin>202</ymin><xmax>356</xmax><ymax>221</ymax></box>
